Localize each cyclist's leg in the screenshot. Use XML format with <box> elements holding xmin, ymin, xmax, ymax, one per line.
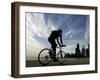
<box><xmin>48</xmin><ymin>39</ymin><xmax>53</xmax><ymax>59</ymax></box>
<box><xmin>48</xmin><ymin>38</ymin><xmax>57</xmax><ymax>61</ymax></box>
<box><xmin>52</xmin><ymin>42</ymin><xmax>57</xmax><ymax>61</ymax></box>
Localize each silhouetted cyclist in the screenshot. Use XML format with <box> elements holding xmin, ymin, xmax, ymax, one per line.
<box><xmin>48</xmin><ymin>29</ymin><xmax>63</xmax><ymax>61</ymax></box>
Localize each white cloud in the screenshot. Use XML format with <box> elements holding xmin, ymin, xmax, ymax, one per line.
<box><xmin>65</xmin><ymin>29</ymin><xmax>75</xmax><ymax>38</ymax></box>
<box><xmin>25</xmin><ymin>13</ymin><xmax>58</xmax><ymax>60</ymax></box>
<box><xmin>85</xmin><ymin>25</ymin><xmax>89</xmax><ymax>41</ymax></box>
<box><xmin>84</xmin><ymin>17</ymin><xmax>89</xmax><ymax>41</ymax></box>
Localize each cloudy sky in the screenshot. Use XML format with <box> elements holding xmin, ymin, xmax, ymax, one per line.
<box><xmin>25</xmin><ymin>12</ymin><xmax>89</xmax><ymax>60</ymax></box>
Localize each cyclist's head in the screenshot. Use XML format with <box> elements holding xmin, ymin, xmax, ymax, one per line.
<box><xmin>58</xmin><ymin>29</ymin><xmax>62</xmax><ymax>33</ymax></box>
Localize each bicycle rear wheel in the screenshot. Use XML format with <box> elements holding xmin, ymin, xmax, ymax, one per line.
<box><xmin>38</xmin><ymin>48</ymin><xmax>52</xmax><ymax>66</ymax></box>
<box><xmin>57</xmin><ymin>51</ymin><xmax>66</xmax><ymax>64</ymax></box>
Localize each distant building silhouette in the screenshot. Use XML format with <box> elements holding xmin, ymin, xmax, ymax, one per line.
<box><xmin>86</xmin><ymin>44</ymin><xmax>89</xmax><ymax>57</ymax></box>
<box><xmin>82</xmin><ymin>46</ymin><xmax>85</xmax><ymax>57</ymax></box>
<box><xmin>75</xmin><ymin>43</ymin><xmax>81</xmax><ymax>57</ymax></box>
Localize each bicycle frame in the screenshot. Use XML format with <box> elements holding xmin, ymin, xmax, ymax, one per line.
<box><xmin>50</xmin><ymin>46</ymin><xmax>65</xmax><ymax>54</ymax></box>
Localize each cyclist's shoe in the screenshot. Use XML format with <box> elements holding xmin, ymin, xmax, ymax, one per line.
<box><xmin>53</xmin><ymin>58</ymin><xmax>58</xmax><ymax>62</ymax></box>
<box><xmin>60</xmin><ymin>45</ymin><xmax>66</xmax><ymax>47</ymax></box>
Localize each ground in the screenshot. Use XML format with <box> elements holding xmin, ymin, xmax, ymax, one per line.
<box><xmin>26</xmin><ymin>58</ymin><xmax>89</xmax><ymax>67</ymax></box>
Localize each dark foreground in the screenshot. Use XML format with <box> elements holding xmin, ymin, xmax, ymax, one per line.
<box><xmin>26</xmin><ymin>58</ymin><xmax>89</xmax><ymax>67</ymax></box>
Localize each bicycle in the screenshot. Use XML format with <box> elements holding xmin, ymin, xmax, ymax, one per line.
<box><xmin>38</xmin><ymin>45</ymin><xmax>66</xmax><ymax>66</ymax></box>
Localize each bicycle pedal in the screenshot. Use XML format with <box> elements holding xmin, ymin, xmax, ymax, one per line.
<box><xmin>53</xmin><ymin>59</ymin><xmax>58</xmax><ymax>62</ymax></box>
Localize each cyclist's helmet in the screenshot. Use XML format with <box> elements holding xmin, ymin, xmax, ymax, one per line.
<box><xmin>58</xmin><ymin>29</ymin><xmax>62</xmax><ymax>36</ymax></box>
<box><xmin>58</xmin><ymin>29</ymin><xmax>62</xmax><ymax>33</ymax></box>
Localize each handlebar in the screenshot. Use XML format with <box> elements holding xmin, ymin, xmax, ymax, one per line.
<box><xmin>57</xmin><ymin>45</ymin><xmax>66</xmax><ymax>49</ymax></box>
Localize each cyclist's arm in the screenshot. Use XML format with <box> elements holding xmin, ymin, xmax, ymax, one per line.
<box><xmin>60</xmin><ymin>35</ymin><xmax>63</xmax><ymax>45</ymax></box>
<box><xmin>57</xmin><ymin>38</ymin><xmax>61</xmax><ymax>46</ymax></box>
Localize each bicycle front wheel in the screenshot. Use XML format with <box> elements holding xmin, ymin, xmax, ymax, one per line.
<box><xmin>38</xmin><ymin>48</ymin><xmax>52</xmax><ymax>66</ymax></box>
<box><xmin>57</xmin><ymin>51</ymin><xmax>66</xmax><ymax>64</ymax></box>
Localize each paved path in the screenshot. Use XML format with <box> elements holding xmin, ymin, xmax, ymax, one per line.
<box><xmin>26</xmin><ymin>58</ymin><xmax>89</xmax><ymax>67</ymax></box>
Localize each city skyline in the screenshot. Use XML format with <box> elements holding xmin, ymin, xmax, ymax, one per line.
<box><xmin>65</xmin><ymin>43</ymin><xmax>89</xmax><ymax>58</ymax></box>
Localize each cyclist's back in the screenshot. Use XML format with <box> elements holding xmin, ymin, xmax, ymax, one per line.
<box><xmin>48</xmin><ymin>30</ymin><xmax>60</xmax><ymax>42</ymax></box>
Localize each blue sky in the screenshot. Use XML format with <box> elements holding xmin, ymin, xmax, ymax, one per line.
<box><xmin>25</xmin><ymin>12</ymin><xmax>89</xmax><ymax>60</ymax></box>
